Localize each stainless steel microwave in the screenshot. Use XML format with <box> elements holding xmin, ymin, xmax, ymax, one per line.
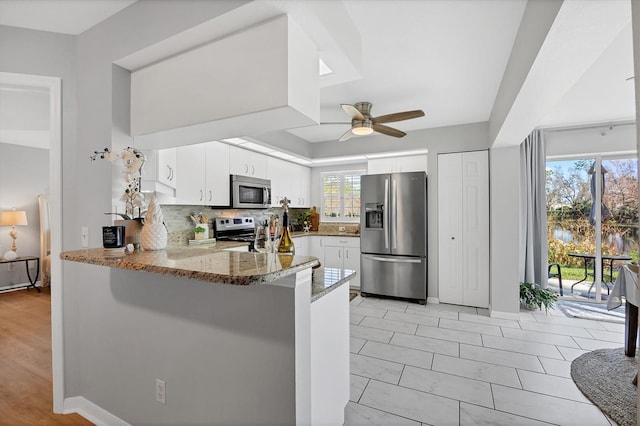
<box><xmin>231</xmin><ymin>175</ymin><xmax>271</xmax><ymax>209</ymax></box>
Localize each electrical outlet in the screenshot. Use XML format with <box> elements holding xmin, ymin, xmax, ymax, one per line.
<box><xmin>155</xmin><ymin>379</ymin><xmax>166</xmax><ymax>404</ymax></box>
<box><xmin>81</xmin><ymin>226</ymin><xmax>89</xmax><ymax>247</ymax></box>
<box><xmin>339</xmin><ymin>226</ymin><xmax>346</xmax><ymax>232</ymax></box>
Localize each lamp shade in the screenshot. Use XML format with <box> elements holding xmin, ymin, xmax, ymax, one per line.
<box><xmin>0</xmin><ymin>210</ymin><xmax>28</xmax><ymax>226</ymax></box>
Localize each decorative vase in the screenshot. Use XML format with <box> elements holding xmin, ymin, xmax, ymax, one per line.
<box><xmin>141</xmin><ymin>197</ymin><xmax>167</xmax><ymax>250</ymax></box>
<box><xmin>141</xmin><ymin>223</ymin><xmax>167</xmax><ymax>250</ymax></box>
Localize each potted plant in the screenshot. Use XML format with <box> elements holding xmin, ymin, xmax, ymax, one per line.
<box><xmin>92</xmin><ymin>147</ymin><xmax>147</xmax><ymax>248</ymax></box>
<box><xmin>519</xmin><ymin>282</ymin><xmax>558</xmax><ymax>312</ymax></box>
<box><xmin>194</xmin><ymin>225</ymin><xmax>208</xmax><ymax>240</ymax></box>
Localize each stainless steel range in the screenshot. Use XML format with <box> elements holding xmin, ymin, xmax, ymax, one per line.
<box><xmin>213</xmin><ymin>217</ymin><xmax>256</xmax><ymax>245</ymax></box>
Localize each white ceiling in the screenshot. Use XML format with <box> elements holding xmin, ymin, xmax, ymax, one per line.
<box><xmin>0</xmin><ymin>0</ymin><xmax>635</xmax><ymax>148</ymax></box>
<box><xmin>0</xmin><ymin>0</ymin><xmax>137</xmax><ymax>35</ymax></box>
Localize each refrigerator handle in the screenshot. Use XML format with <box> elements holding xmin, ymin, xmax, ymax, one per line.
<box><xmin>384</xmin><ymin>177</ymin><xmax>390</xmax><ymax>249</ymax></box>
<box><xmin>392</xmin><ymin>177</ymin><xmax>397</xmax><ymax>249</ymax></box>
<box><xmin>363</xmin><ymin>254</ymin><xmax>422</xmax><ymax>264</ymax></box>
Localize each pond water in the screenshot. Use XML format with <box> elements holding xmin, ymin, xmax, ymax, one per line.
<box><xmin>552</xmin><ymin>226</ymin><xmax>637</xmax><ymax>255</ymax></box>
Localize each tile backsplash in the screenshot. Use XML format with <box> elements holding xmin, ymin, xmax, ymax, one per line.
<box><xmin>160</xmin><ymin>204</ymin><xmax>359</xmax><ymax>245</ymax></box>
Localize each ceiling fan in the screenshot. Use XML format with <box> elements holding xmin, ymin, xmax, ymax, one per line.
<box><xmin>332</xmin><ymin>102</ymin><xmax>425</xmax><ymax>141</ymax></box>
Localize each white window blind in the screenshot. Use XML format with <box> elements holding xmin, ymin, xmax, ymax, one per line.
<box><xmin>321</xmin><ymin>170</ymin><xmax>364</xmax><ymax>222</ymax></box>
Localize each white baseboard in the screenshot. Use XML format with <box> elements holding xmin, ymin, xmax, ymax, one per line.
<box><xmin>0</xmin><ymin>282</ymin><xmax>41</xmax><ymax>292</ymax></box>
<box><xmin>63</xmin><ymin>396</ymin><xmax>130</xmax><ymax>426</ymax></box>
<box><xmin>426</xmin><ymin>297</ymin><xmax>439</xmax><ymax>304</ymax></box>
<box><xmin>489</xmin><ymin>310</ymin><xmax>520</xmax><ymax>321</ymax></box>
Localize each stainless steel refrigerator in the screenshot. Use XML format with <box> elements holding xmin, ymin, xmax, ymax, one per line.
<box><xmin>360</xmin><ymin>172</ymin><xmax>427</xmax><ymax>303</ymax></box>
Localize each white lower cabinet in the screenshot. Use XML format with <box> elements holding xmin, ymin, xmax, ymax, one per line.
<box><xmin>293</xmin><ymin>234</ymin><xmax>310</xmax><ymax>256</ymax></box>
<box><xmin>319</xmin><ymin>236</ymin><xmax>361</xmax><ymax>289</ymax></box>
<box><xmin>294</xmin><ymin>236</ymin><xmax>360</xmax><ymax>288</ymax></box>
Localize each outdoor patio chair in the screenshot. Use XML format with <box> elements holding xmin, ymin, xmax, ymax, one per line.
<box><xmin>548</xmin><ymin>263</ymin><xmax>563</xmax><ymax>296</ymax></box>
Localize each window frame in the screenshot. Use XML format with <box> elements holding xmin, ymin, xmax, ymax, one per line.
<box><xmin>320</xmin><ymin>169</ymin><xmax>365</xmax><ymax>223</ymax></box>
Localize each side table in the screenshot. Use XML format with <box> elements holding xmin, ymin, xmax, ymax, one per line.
<box><xmin>0</xmin><ymin>256</ymin><xmax>40</xmax><ymax>293</ymax></box>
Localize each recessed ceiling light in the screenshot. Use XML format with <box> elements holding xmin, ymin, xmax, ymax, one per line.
<box><xmin>270</xmin><ymin>151</ymin><xmax>296</xmax><ymax>160</ymax></box>
<box><xmin>291</xmin><ymin>157</ymin><xmax>313</xmax><ymax>165</ymax></box>
<box><xmin>241</xmin><ymin>142</ymin><xmax>274</xmax><ymax>153</ymax></box>
<box><xmin>366</xmin><ymin>149</ymin><xmax>428</xmax><ymax>159</ymax></box>
<box><xmin>221</xmin><ymin>137</ymin><xmax>247</xmax><ymax>145</ymax></box>
<box><xmin>312</xmin><ymin>155</ymin><xmax>366</xmax><ymax>164</ymax></box>
<box><xmin>319</xmin><ymin>58</ymin><xmax>332</xmax><ymax>76</ymax></box>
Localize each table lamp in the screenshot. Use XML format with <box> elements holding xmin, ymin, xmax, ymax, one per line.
<box><xmin>1</xmin><ymin>209</ymin><xmax>28</xmax><ymax>260</ymax></box>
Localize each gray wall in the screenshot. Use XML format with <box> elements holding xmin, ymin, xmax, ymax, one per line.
<box><xmin>0</xmin><ymin>25</ymin><xmax>77</xmax><ymax>249</ymax></box>
<box><xmin>60</xmin><ymin>0</ymin><xmax>255</xmax><ymax>415</ymax></box>
<box><xmin>490</xmin><ymin>146</ymin><xmax>521</xmax><ymax>315</ymax></box>
<box><xmin>0</xmin><ymin>143</ymin><xmax>49</xmax><ymax>288</ymax></box>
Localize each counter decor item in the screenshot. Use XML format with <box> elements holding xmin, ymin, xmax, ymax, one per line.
<box><xmin>103</xmin><ymin>226</ymin><xmax>126</xmax><ymax>248</ymax></box>
<box><xmin>190</xmin><ymin>212</ymin><xmax>210</xmax><ymax>240</ymax></box>
<box><xmin>277</xmin><ymin>197</ymin><xmax>295</xmax><ymax>254</ymax></box>
<box><xmin>141</xmin><ymin>197</ymin><xmax>167</xmax><ymax>250</ymax></box>
<box><xmin>0</xmin><ymin>209</ymin><xmax>28</xmax><ymax>260</ymax></box>
<box><xmin>310</xmin><ymin>206</ymin><xmax>319</xmax><ymax>231</ymax></box>
<box><xmin>91</xmin><ymin>147</ymin><xmax>146</xmax><ymax>220</ymax></box>
<box><xmin>254</xmin><ymin>221</ymin><xmax>270</xmax><ymax>253</ymax></box>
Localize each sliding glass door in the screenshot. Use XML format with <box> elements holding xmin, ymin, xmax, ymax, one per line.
<box><xmin>546</xmin><ymin>156</ymin><xmax>638</xmax><ymax>301</ymax></box>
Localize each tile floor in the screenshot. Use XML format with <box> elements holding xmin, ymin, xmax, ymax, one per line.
<box><xmin>345</xmin><ymin>294</ymin><xmax>626</xmax><ymax>426</ymax></box>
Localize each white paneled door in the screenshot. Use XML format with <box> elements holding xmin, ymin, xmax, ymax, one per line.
<box><xmin>437</xmin><ymin>151</ymin><xmax>489</xmax><ymax>308</ymax></box>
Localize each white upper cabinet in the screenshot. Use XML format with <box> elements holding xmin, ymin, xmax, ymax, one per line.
<box><xmin>176</xmin><ymin>144</ymin><xmax>206</xmax><ymax>204</ymax></box>
<box><xmin>140</xmin><ymin>148</ymin><xmax>177</xmax><ymax>195</ymax></box>
<box><xmin>176</xmin><ymin>142</ymin><xmax>230</xmax><ymax>206</ymax></box>
<box><xmin>229</xmin><ymin>146</ymin><xmax>267</xmax><ymax>179</ymax></box>
<box><xmin>268</xmin><ymin>157</ymin><xmax>289</xmax><ymax>207</ymax></box>
<box><xmin>205</xmin><ymin>142</ymin><xmax>230</xmax><ymax>205</ymax></box>
<box><xmin>367</xmin><ymin>154</ymin><xmax>427</xmax><ymax>174</ymax></box>
<box><xmin>297</xmin><ymin>165</ymin><xmax>311</xmax><ymax>208</ymax></box>
<box><xmin>268</xmin><ymin>157</ymin><xmax>311</xmax><ymax>208</ymax></box>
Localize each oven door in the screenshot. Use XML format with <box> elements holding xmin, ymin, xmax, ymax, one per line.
<box><xmin>231</xmin><ymin>176</ymin><xmax>271</xmax><ymax>208</ymax></box>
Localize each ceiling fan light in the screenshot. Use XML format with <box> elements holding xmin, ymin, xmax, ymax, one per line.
<box><xmin>352</xmin><ymin>126</ymin><xmax>374</xmax><ymax>136</ymax></box>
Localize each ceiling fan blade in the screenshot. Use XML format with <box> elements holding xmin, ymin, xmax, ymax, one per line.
<box><xmin>372</xmin><ymin>110</ymin><xmax>425</xmax><ymax>124</ymax></box>
<box><xmin>341</xmin><ymin>104</ymin><xmax>365</xmax><ymax>121</ymax></box>
<box><xmin>338</xmin><ymin>129</ymin><xmax>353</xmax><ymax>142</ymax></box>
<box><xmin>373</xmin><ymin>124</ymin><xmax>406</xmax><ymax>138</ymax></box>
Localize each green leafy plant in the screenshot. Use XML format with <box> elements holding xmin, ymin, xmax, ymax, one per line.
<box><xmin>519</xmin><ymin>282</ymin><xmax>558</xmax><ymax>312</ymax></box>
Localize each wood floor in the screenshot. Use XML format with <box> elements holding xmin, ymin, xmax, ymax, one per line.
<box><xmin>0</xmin><ymin>288</ymin><xmax>92</xmax><ymax>425</ymax></box>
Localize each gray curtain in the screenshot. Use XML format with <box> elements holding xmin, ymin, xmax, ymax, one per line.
<box><xmin>519</xmin><ymin>129</ymin><xmax>548</xmax><ymax>286</ymax></box>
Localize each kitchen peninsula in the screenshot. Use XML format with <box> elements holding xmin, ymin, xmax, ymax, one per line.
<box><xmin>60</xmin><ymin>245</ymin><xmax>351</xmax><ymax>425</ymax></box>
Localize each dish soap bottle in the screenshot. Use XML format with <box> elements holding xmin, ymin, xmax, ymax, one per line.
<box><xmin>277</xmin><ymin>197</ymin><xmax>295</xmax><ymax>254</ymax></box>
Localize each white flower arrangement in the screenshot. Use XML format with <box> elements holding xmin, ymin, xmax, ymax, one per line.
<box><xmin>91</xmin><ymin>147</ymin><xmax>146</xmax><ymax>219</ymax></box>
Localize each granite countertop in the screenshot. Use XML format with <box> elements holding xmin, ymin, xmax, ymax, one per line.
<box><xmin>311</xmin><ymin>267</ymin><xmax>355</xmax><ymax>302</ymax></box>
<box><xmin>60</xmin><ymin>247</ymin><xmax>319</xmax><ymax>285</ymax></box>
